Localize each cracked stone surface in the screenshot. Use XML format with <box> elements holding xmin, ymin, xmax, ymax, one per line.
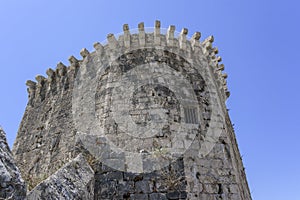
<box><xmin>0</xmin><ymin>127</ymin><xmax>26</xmax><ymax>200</ymax></box>
<box><xmin>27</xmin><ymin>154</ymin><xmax>94</xmax><ymax>200</ymax></box>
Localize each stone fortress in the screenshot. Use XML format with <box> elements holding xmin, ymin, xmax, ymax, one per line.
<box><xmin>0</xmin><ymin>21</ymin><xmax>251</xmax><ymax>199</ymax></box>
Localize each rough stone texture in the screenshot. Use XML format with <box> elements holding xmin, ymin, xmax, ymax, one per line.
<box><xmin>0</xmin><ymin>127</ymin><xmax>26</xmax><ymax>200</ymax></box>
<box><xmin>27</xmin><ymin>154</ymin><xmax>94</xmax><ymax>200</ymax></box>
<box><xmin>12</xmin><ymin>21</ymin><xmax>251</xmax><ymax>199</ymax></box>
<box><xmin>92</xmin><ymin>157</ymin><xmax>186</xmax><ymax>200</ymax></box>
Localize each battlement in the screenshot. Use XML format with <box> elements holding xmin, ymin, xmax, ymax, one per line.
<box><xmin>25</xmin><ymin>20</ymin><xmax>229</xmax><ymax>105</ymax></box>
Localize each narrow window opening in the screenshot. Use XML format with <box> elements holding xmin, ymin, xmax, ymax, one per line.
<box><xmin>184</xmin><ymin>107</ymin><xmax>198</xmax><ymax>124</ymax></box>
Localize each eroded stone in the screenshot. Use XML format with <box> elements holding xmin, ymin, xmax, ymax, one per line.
<box><xmin>27</xmin><ymin>154</ymin><xmax>94</xmax><ymax>200</ymax></box>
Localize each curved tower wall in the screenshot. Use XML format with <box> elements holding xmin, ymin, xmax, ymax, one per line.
<box><xmin>12</xmin><ymin>21</ymin><xmax>251</xmax><ymax>199</ymax></box>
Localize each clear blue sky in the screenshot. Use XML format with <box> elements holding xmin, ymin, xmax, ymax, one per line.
<box><xmin>0</xmin><ymin>1</ymin><xmax>299</xmax><ymax>199</ymax></box>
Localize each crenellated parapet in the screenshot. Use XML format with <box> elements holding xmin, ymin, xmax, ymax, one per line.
<box><xmin>201</xmin><ymin>35</ymin><xmax>230</xmax><ymax>99</ymax></box>
<box><xmin>26</xmin><ymin>58</ymin><xmax>81</xmax><ymax>105</ymax></box>
<box><xmin>25</xmin><ymin>21</ymin><xmax>230</xmax><ymax>106</ymax></box>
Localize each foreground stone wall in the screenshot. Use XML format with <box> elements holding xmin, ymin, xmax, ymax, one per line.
<box><xmin>27</xmin><ymin>154</ymin><xmax>94</xmax><ymax>200</ymax></box>
<box><xmin>12</xmin><ymin>21</ymin><xmax>251</xmax><ymax>199</ymax></box>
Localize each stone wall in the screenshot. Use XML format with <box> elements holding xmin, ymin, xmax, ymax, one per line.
<box><xmin>12</xmin><ymin>21</ymin><xmax>251</xmax><ymax>199</ymax></box>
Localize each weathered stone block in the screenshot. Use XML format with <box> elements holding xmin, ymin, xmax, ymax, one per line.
<box><xmin>149</xmin><ymin>193</ymin><xmax>167</xmax><ymax>200</ymax></box>
<box><xmin>117</xmin><ymin>180</ymin><xmax>135</xmax><ymax>195</ymax></box>
<box><xmin>166</xmin><ymin>190</ymin><xmax>187</xmax><ymax>199</ymax></box>
<box><xmin>135</xmin><ymin>180</ymin><xmax>151</xmax><ymax>193</ymax></box>
<box><xmin>26</xmin><ymin>154</ymin><xmax>94</xmax><ymax>200</ymax></box>
<box><xmin>130</xmin><ymin>193</ymin><xmax>149</xmax><ymax>200</ymax></box>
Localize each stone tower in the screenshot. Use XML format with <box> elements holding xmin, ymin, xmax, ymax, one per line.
<box><xmin>12</xmin><ymin>21</ymin><xmax>251</xmax><ymax>199</ymax></box>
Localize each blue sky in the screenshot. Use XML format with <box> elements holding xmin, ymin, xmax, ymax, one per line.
<box><xmin>0</xmin><ymin>1</ymin><xmax>299</xmax><ymax>199</ymax></box>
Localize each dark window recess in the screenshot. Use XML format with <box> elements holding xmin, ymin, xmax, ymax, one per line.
<box><xmin>184</xmin><ymin>107</ymin><xmax>198</xmax><ymax>124</ymax></box>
